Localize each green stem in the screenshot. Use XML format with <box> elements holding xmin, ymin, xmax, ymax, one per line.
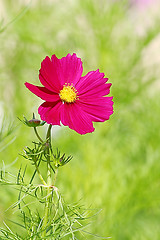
<box><xmin>53</xmin><ymin>168</ymin><xmax>58</xmax><ymax>185</ymax></box>
<box><xmin>34</xmin><ymin>162</ymin><xmax>47</xmax><ymax>186</ymax></box>
<box><xmin>33</xmin><ymin>127</ymin><xmax>46</xmax><ymax>185</ymax></box>
<box><xmin>46</xmin><ymin>124</ymin><xmax>52</xmax><ymax>143</ymax></box>
<box><xmin>34</xmin><ymin>127</ymin><xmax>43</xmax><ymax>143</ymax></box>
<box><xmin>42</xmin><ymin>125</ymin><xmax>52</xmax><ymax>238</ymax></box>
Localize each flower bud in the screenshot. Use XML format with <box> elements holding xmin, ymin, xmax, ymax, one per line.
<box><xmin>28</xmin><ymin>119</ymin><xmax>41</xmax><ymax>127</ymax></box>
<box><xmin>18</xmin><ymin>114</ymin><xmax>46</xmax><ymax>127</ymax></box>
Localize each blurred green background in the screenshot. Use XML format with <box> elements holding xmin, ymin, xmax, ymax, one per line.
<box><xmin>0</xmin><ymin>0</ymin><xmax>160</xmax><ymax>239</ymax></box>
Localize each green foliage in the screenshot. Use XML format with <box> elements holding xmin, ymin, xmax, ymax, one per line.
<box><xmin>0</xmin><ymin>164</ymin><xmax>101</xmax><ymax>239</ymax></box>
<box><xmin>53</xmin><ymin>149</ymin><xmax>73</xmax><ymax>168</ymax></box>
<box><xmin>0</xmin><ymin>125</ymin><xmax>99</xmax><ymax>239</ymax></box>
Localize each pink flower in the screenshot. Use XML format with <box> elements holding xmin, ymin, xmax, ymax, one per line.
<box><xmin>131</xmin><ymin>0</ymin><xmax>153</xmax><ymax>8</ymax></box>
<box><xmin>25</xmin><ymin>53</ymin><xmax>113</xmax><ymax>135</ymax></box>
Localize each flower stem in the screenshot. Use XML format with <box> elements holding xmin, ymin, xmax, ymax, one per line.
<box><xmin>34</xmin><ymin>161</ymin><xmax>47</xmax><ymax>186</ymax></box>
<box><xmin>34</xmin><ymin>127</ymin><xmax>43</xmax><ymax>143</ymax></box>
<box><xmin>46</xmin><ymin>124</ymin><xmax>52</xmax><ymax>143</ymax></box>
<box><xmin>41</xmin><ymin>125</ymin><xmax>52</xmax><ymax>238</ymax></box>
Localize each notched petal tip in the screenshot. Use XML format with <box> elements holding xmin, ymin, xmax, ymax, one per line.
<box><xmin>51</xmin><ymin>54</ymin><xmax>59</xmax><ymax>62</ymax></box>
<box><xmin>41</xmin><ymin>55</ymin><xmax>51</xmax><ymax>64</ymax></box>
<box><xmin>95</xmin><ymin>69</ymin><xmax>105</xmax><ymax>77</ymax></box>
<box><xmin>62</xmin><ymin>53</ymin><xmax>83</xmax><ymax>64</ymax></box>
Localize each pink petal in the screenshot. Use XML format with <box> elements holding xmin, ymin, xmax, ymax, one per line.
<box><xmin>79</xmin><ymin>83</ymin><xmax>112</xmax><ymax>98</ymax></box>
<box><xmin>39</xmin><ymin>54</ymin><xmax>83</xmax><ymax>91</ymax></box>
<box><xmin>76</xmin><ymin>70</ymin><xmax>109</xmax><ymax>96</ymax></box>
<box><xmin>61</xmin><ymin>103</ymin><xmax>95</xmax><ymax>135</ymax></box>
<box><xmin>38</xmin><ymin>101</ymin><xmax>62</xmax><ymax>125</ymax></box>
<box><xmin>39</xmin><ymin>56</ymin><xmax>62</xmax><ymax>92</ymax></box>
<box><xmin>59</xmin><ymin>53</ymin><xmax>83</xmax><ymax>86</ymax></box>
<box><xmin>25</xmin><ymin>82</ymin><xmax>60</xmax><ymax>102</ymax></box>
<box><xmin>78</xmin><ymin>97</ymin><xmax>113</xmax><ymax>122</ymax></box>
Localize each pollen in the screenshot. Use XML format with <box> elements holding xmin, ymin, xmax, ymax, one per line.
<box><xmin>59</xmin><ymin>83</ymin><xmax>78</xmax><ymax>103</ymax></box>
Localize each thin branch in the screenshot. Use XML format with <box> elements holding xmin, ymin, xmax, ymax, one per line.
<box><xmin>34</xmin><ymin>127</ymin><xmax>43</xmax><ymax>143</ymax></box>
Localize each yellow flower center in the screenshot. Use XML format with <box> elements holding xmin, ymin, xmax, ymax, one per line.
<box><xmin>59</xmin><ymin>84</ymin><xmax>78</xmax><ymax>103</ymax></box>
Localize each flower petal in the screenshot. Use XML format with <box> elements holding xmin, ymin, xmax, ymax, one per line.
<box><xmin>38</xmin><ymin>101</ymin><xmax>62</xmax><ymax>125</ymax></box>
<box><xmin>39</xmin><ymin>56</ymin><xmax>62</xmax><ymax>92</ymax></box>
<box><xmin>76</xmin><ymin>70</ymin><xmax>109</xmax><ymax>97</ymax></box>
<box><xmin>39</xmin><ymin>54</ymin><xmax>83</xmax><ymax>92</ymax></box>
<box><xmin>61</xmin><ymin>103</ymin><xmax>95</xmax><ymax>135</ymax></box>
<box><xmin>59</xmin><ymin>53</ymin><xmax>83</xmax><ymax>86</ymax></box>
<box><xmin>80</xmin><ymin>82</ymin><xmax>112</xmax><ymax>98</ymax></box>
<box><xmin>78</xmin><ymin>97</ymin><xmax>113</xmax><ymax>122</ymax></box>
<box><xmin>25</xmin><ymin>82</ymin><xmax>60</xmax><ymax>102</ymax></box>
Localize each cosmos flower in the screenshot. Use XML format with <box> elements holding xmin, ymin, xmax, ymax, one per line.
<box><xmin>25</xmin><ymin>53</ymin><xmax>113</xmax><ymax>134</ymax></box>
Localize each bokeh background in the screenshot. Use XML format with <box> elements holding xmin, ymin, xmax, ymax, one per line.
<box><xmin>0</xmin><ymin>0</ymin><xmax>160</xmax><ymax>239</ymax></box>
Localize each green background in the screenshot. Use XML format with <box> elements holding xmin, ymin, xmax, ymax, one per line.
<box><xmin>0</xmin><ymin>0</ymin><xmax>160</xmax><ymax>239</ymax></box>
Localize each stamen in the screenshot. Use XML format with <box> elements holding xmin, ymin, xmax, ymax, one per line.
<box><xmin>59</xmin><ymin>83</ymin><xmax>78</xmax><ymax>103</ymax></box>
